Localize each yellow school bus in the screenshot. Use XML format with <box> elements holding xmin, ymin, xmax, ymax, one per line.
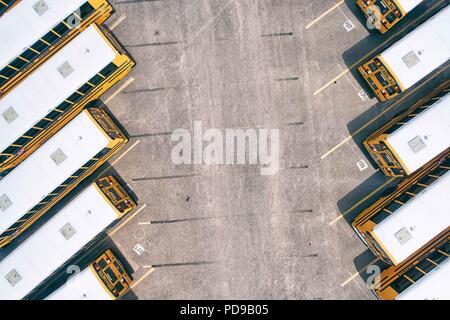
<box><xmin>0</xmin><ymin>0</ymin><xmax>113</xmax><ymax>97</ymax></box>
<box><xmin>356</xmin><ymin>0</ymin><xmax>424</xmax><ymax>34</ymax></box>
<box><xmin>0</xmin><ymin>0</ymin><xmax>20</xmax><ymax>16</ymax></box>
<box><xmin>373</xmin><ymin>231</ymin><xmax>449</xmax><ymax>300</ymax></box>
<box><xmin>0</xmin><ymin>108</ymin><xmax>128</xmax><ymax>248</ymax></box>
<box><xmin>352</xmin><ymin>153</ymin><xmax>450</xmax><ymax>265</ymax></box>
<box><xmin>46</xmin><ymin>250</ymin><xmax>133</xmax><ymax>300</ymax></box>
<box><xmin>364</xmin><ymin>81</ymin><xmax>450</xmax><ymax>177</ymax></box>
<box><xmin>358</xmin><ymin>6</ymin><xmax>450</xmax><ymax>101</ymax></box>
<box><xmin>0</xmin><ymin>24</ymin><xmax>134</xmax><ymax>176</ymax></box>
<box><xmin>0</xmin><ymin>176</ymin><xmax>136</xmax><ymax>300</ymax></box>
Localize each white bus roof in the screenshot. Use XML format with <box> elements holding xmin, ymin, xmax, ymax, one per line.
<box><xmin>45</xmin><ymin>265</ymin><xmax>112</xmax><ymax>300</ymax></box>
<box><xmin>0</xmin><ymin>24</ymin><xmax>116</xmax><ymax>153</ymax></box>
<box><xmin>0</xmin><ymin>111</ymin><xmax>109</xmax><ymax>236</ymax></box>
<box><xmin>380</xmin><ymin>5</ymin><xmax>450</xmax><ymax>90</ymax></box>
<box><xmin>0</xmin><ymin>0</ymin><xmax>88</xmax><ymax>70</ymax></box>
<box><xmin>397</xmin><ymin>258</ymin><xmax>450</xmax><ymax>300</ymax></box>
<box><xmin>396</xmin><ymin>0</ymin><xmax>423</xmax><ymax>13</ymax></box>
<box><xmin>373</xmin><ymin>171</ymin><xmax>450</xmax><ymax>264</ymax></box>
<box><xmin>0</xmin><ymin>184</ymin><xmax>119</xmax><ymax>300</ymax></box>
<box><xmin>386</xmin><ymin>93</ymin><xmax>450</xmax><ymax>174</ymax></box>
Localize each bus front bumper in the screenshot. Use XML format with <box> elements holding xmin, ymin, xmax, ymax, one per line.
<box><xmin>357</xmin><ymin>66</ymin><xmax>390</xmax><ymax>102</ymax></box>
<box><xmin>356</xmin><ymin>0</ymin><xmax>389</xmax><ymax>34</ymax></box>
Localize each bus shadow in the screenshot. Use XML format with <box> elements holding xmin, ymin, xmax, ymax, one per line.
<box><xmin>337</xmin><ymin>170</ymin><xmax>398</xmax><ymax>225</ymax></box>
<box><xmin>345</xmin><ymin>63</ymin><xmax>450</xmax><ymax>166</ymax></box>
<box><xmin>340</xmin><ymin>0</ymin><xmax>449</xmax><ymax>115</ymax></box>
<box><xmin>341</xmin><ymin>0</ymin><xmax>445</xmax><ymax>79</ymax></box>
<box><xmin>339</xmin><ymin>0</ymin><xmax>450</xmax><ymax>163</ymax></box>
<box><xmin>86</xmin><ymin>99</ymin><xmax>132</xmax><ymax>139</ymax></box>
<box><xmin>0</xmin><ymin>165</ymin><xmax>139</xmax><ymax>263</ymax></box>
<box><xmin>337</xmin><ymin>0</ymin><xmax>448</xmax><ymax>293</ymax></box>
<box><xmin>353</xmin><ymin>249</ymin><xmax>390</xmax><ymax>286</ymax></box>
<box><xmin>92</xmin><ymin>163</ymin><xmax>141</xmax><ymax>206</ymax></box>
<box><xmin>337</xmin><ymin>171</ymin><xmax>396</xmax><ymax>288</ymax></box>
<box><xmin>0</xmin><ymin>164</ymin><xmax>139</xmax><ymax>299</ymax></box>
<box><xmin>122</xmin><ymin>290</ymin><xmax>139</xmax><ymax>300</ymax></box>
<box><xmin>26</xmin><ymin>235</ymin><xmax>134</xmax><ymax>300</ymax></box>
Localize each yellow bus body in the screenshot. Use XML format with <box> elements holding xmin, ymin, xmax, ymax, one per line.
<box><xmin>0</xmin><ymin>0</ymin><xmax>113</xmax><ymax>97</ymax></box>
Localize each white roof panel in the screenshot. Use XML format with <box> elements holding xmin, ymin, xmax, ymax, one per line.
<box><xmin>0</xmin><ymin>111</ymin><xmax>109</xmax><ymax>236</ymax></box>
<box><xmin>373</xmin><ymin>172</ymin><xmax>450</xmax><ymax>264</ymax></box>
<box><xmin>397</xmin><ymin>0</ymin><xmax>423</xmax><ymax>13</ymax></box>
<box><xmin>397</xmin><ymin>259</ymin><xmax>450</xmax><ymax>300</ymax></box>
<box><xmin>45</xmin><ymin>266</ymin><xmax>112</xmax><ymax>300</ymax></box>
<box><xmin>386</xmin><ymin>93</ymin><xmax>450</xmax><ymax>174</ymax></box>
<box><xmin>0</xmin><ymin>24</ymin><xmax>116</xmax><ymax>153</ymax></box>
<box><xmin>0</xmin><ymin>0</ymin><xmax>87</xmax><ymax>69</ymax></box>
<box><xmin>380</xmin><ymin>6</ymin><xmax>450</xmax><ymax>89</ymax></box>
<box><xmin>0</xmin><ymin>184</ymin><xmax>118</xmax><ymax>300</ymax></box>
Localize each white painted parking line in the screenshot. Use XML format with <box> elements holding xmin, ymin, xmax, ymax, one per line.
<box><xmin>110</xmin><ymin>15</ymin><xmax>126</xmax><ymax>31</ymax></box>
<box><xmin>313</xmin><ymin>0</ymin><xmax>445</xmax><ymax>97</ymax></box>
<box><xmin>108</xmin><ymin>204</ymin><xmax>148</xmax><ymax>237</ymax></box>
<box><xmin>111</xmin><ymin>140</ymin><xmax>141</xmax><ymax>166</ymax></box>
<box><xmin>341</xmin><ymin>258</ymin><xmax>380</xmax><ymax>287</ymax></box>
<box><xmin>97</xmin><ymin>140</ymin><xmax>141</xmax><ymax>178</ymax></box>
<box><xmin>104</xmin><ymin>77</ymin><xmax>135</xmax><ymax>105</ymax></box>
<box><xmin>321</xmin><ymin>65</ymin><xmax>449</xmax><ymax>160</ymax></box>
<box><xmin>131</xmin><ymin>267</ymin><xmax>156</xmax><ymax>289</ymax></box>
<box><xmin>305</xmin><ymin>1</ymin><xmax>345</xmax><ymax>29</ymax></box>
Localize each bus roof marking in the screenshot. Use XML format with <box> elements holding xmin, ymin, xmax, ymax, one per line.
<box><xmin>0</xmin><ymin>24</ymin><xmax>116</xmax><ymax>153</ymax></box>
<box><xmin>381</xmin><ymin>6</ymin><xmax>450</xmax><ymax>90</ymax></box>
<box><xmin>0</xmin><ymin>111</ymin><xmax>109</xmax><ymax>236</ymax></box>
<box><xmin>373</xmin><ymin>171</ymin><xmax>450</xmax><ymax>264</ymax></box>
<box><xmin>0</xmin><ymin>183</ymin><xmax>118</xmax><ymax>300</ymax></box>
<box><xmin>386</xmin><ymin>93</ymin><xmax>450</xmax><ymax>173</ymax></box>
<box><xmin>397</xmin><ymin>259</ymin><xmax>450</xmax><ymax>300</ymax></box>
<box><xmin>0</xmin><ymin>0</ymin><xmax>87</xmax><ymax>69</ymax></box>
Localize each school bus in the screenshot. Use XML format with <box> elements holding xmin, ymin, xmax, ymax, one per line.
<box><xmin>0</xmin><ymin>0</ymin><xmax>113</xmax><ymax>97</ymax></box>
<box><xmin>0</xmin><ymin>177</ymin><xmax>136</xmax><ymax>300</ymax></box>
<box><xmin>0</xmin><ymin>108</ymin><xmax>128</xmax><ymax>248</ymax></box>
<box><xmin>352</xmin><ymin>153</ymin><xmax>450</xmax><ymax>265</ymax></box>
<box><xmin>357</xmin><ymin>0</ymin><xmax>424</xmax><ymax>34</ymax></box>
<box><xmin>364</xmin><ymin>81</ymin><xmax>450</xmax><ymax>177</ymax></box>
<box><xmin>45</xmin><ymin>250</ymin><xmax>133</xmax><ymax>300</ymax></box>
<box><xmin>0</xmin><ymin>24</ymin><xmax>134</xmax><ymax>176</ymax></box>
<box><xmin>0</xmin><ymin>0</ymin><xmax>20</xmax><ymax>16</ymax></box>
<box><xmin>358</xmin><ymin>5</ymin><xmax>450</xmax><ymax>101</ymax></box>
<box><xmin>373</xmin><ymin>231</ymin><xmax>449</xmax><ymax>300</ymax></box>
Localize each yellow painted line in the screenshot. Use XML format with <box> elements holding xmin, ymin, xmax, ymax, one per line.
<box><xmin>110</xmin><ymin>15</ymin><xmax>126</xmax><ymax>31</ymax></box>
<box><xmin>130</xmin><ymin>267</ymin><xmax>155</xmax><ymax>289</ymax></box>
<box><xmin>341</xmin><ymin>257</ymin><xmax>380</xmax><ymax>287</ymax></box>
<box><xmin>77</xmin><ymin>205</ymin><xmax>147</xmax><ymax>272</ymax></box>
<box><xmin>321</xmin><ymin>135</ymin><xmax>353</xmax><ymax>160</ymax></box>
<box><xmin>111</xmin><ymin>140</ymin><xmax>141</xmax><ymax>167</ymax></box>
<box><xmin>305</xmin><ymin>0</ymin><xmax>344</xmax><ymax>29</ymax></box>
<box><xmin>314</xmin><ymin>68</ymin><xmax>349</xmax><ymax>96</ymax></box>
<box><xmin>138</xmin><ymin>222</ymin><xmax>151</xmax><ymax>226</ymax></box>
<box><xmin>108</xmin><ymin>204</ymin><xmax>147</xmax><ymax>237</ymax></box>
<box><xmin>96</xmin><ymin>140</ymin><xmax>141</xmax><ymax>182</ymax></box>
<box><xmin>313</xmin><ymin>0</ymin><xmax>445</xmax><ymax>96</ymax></box>
<box><xmin>329</xmin><ymin>177</ymin><xmax>396</xmax><ymax>225</ymax></box>
<box><xmin>104</xmin><ymin>77</ymin><xmax>135</xmax><ymax>104</ymax></box>
<box><xmin>321</xmin><ymin>65</ymin><xmax>449</xmax><ymax>160</ymax></box>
